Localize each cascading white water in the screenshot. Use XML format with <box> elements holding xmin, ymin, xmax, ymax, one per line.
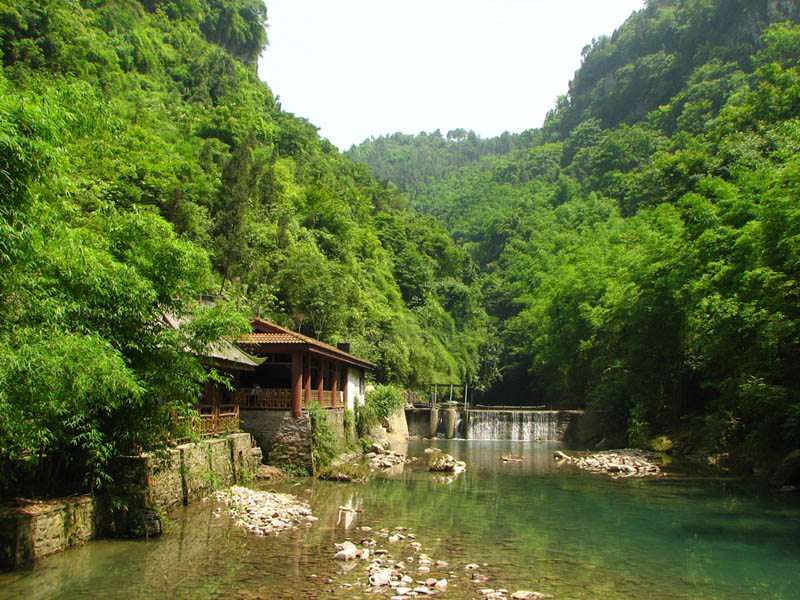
<box><xmin>464</xmin><ymin>410</ymin><xmax>560</xmax><ymax>441</ymax></box>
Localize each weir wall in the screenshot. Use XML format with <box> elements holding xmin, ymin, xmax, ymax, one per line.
<box><xmin>405</xmin><ymin>408</ymin><xmax>584</xmax><ymax>442</ymax></box>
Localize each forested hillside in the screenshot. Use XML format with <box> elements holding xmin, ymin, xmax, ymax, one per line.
<box><xmin>0</xmin><ymin>0</ymin><xmax>495</xmax><ymax>491</ymax></box>
<box><xmin>351</xmin><ymin>0</ymin><xmax>800</xmax><ymax>464</ymax></box>
<box><xmin>347</xmin><ymin>128</ymin><xmax>538</xmax><ymax>200</ymax></box>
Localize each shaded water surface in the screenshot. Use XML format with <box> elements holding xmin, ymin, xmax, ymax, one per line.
<box><xmin>2</xmin><ymin>441</ymin><xmax>799</xmax><ymax>599</ymax></box>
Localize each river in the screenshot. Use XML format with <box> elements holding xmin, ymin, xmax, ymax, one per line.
<box><xmin>1</xmin><ymin>440</ymin><xmax>799</xmax><ymax>599</ymax></box>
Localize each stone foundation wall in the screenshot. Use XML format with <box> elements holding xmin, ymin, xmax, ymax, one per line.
<box><xmin>1</xmin><ymin>433</ymin><xmax>261</xmax><ymax>568</ymax></box>
<box><xmin>269</xmin><ymin>414</ymin><xmax>313</xmax><ymax>475</ymax></box>
<box><xmin>239</xmin><ymin>409</ymin><xmax>292</xmax><ymax>459</ymax></box>
<box><xmin>228</xmin><ymin>432</ymin><xmax>259</xmax><ymax>480</ymax></box>
<box><xmin>0</xmin><ymin>496</ymin><xmax>95</xmax><ymax>568</ymax></box>
<box><xmin>180</xmin><ymin>442</ymin><xmax>214</xmax><ymax>504</ymax></box>
<box><xmin>239</xmin><ymin>409</ymin><xmax>316</xmax><ymax>475</ymax></box>
<box><xmin>145</xmin><ymin>448</ymin><xmax>183</xmax><ymax>508</ymax></box>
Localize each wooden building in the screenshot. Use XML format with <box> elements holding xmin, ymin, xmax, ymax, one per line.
<box><xmin>236</xmin><ymin>318</ymin><xmax>376</xmax><ymax>418</ymax></box>
<box><xmin>165</xmin><ymin>313</ymin><xmax>265</xmax><ymax>435</ymax></box>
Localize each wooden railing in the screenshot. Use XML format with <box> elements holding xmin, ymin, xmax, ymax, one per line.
<box><xmin>234</xmin><ymin>388</ymin><xmax>292</xmax><ymax>410</ymax></box>
<box><xmin>195</xmin><ymin>404</ymin><xmax>239</xmax><ymax>436</ymax></box>
<box><xmin>317</xmin><ymin>390</ymin><xmax>343</xmax><ymax>409</ymax></box>
<box><xmin>234</xmin><ymin>388</ymin><xmax>343</xmax><ymax>410</ymax></box>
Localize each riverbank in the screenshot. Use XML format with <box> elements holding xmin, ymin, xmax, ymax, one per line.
<box><xmin>3</xmin><ymin>440</ymin><xmax>798</xmax><ymax>599</ymax></box>
<box><xmin>0</xmin><ymin>433</ymin><xmax>261</xmax><ymax>568</ymax></box>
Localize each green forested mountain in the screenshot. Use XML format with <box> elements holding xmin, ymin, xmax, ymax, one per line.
<box><xmin>346</xmin><ymin>128</ymin><xmax>539</xmax><ymax>200</ymax></box>
<box><xmin>351</xmin><ymin>0</ymin><xmax>800</xmax><ymax>464</ymax></box>
<box><xmin>0</xmin><ymin>0</ymin><xmax>494</xmax><ymax>491</ymax></box>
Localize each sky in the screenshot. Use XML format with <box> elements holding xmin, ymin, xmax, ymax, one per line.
<box><xmin>257</xmin><ymin>0</ymin><xmax>645</xmax><ymax>150</ymax></box>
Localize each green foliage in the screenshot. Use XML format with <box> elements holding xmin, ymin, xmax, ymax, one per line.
<box><xmin>309</xmin><ymin>402</ymin><xmax>341</xmax><ymax>471</ymax></box>
<box><xmin>0</xmin><ymin>0</ymin><xmax>495</xmax><ymax>494</ymax></box>
<box><xmin>343</xmin><ymin>408</ymin><xmax>356</xmax><ymax>448</ymax></box>
<box><xmin>0</xmin><ymin>74</ymin><xmax>251</xmax><ymax>494</ymax></box>
<box><xmin>356</xmin><ymin>384</ymin><xmax>404</xmax><ymax>437</ymax></box>
<box><xmin>366</xmin><ymin>384</ymin><xmax>406</xmax><ymax>421</ymax></box>
<box><xmin>351</xmin><ymin>11</ymin><xmax>800</xmax><ymax>463</ymax></box>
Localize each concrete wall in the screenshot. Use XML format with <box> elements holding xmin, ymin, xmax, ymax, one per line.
<box><xmin>322</xmin><ymin>410</ymin><xmax>347</xmax><ymax>445</ymax></box>
<box><xmin>406</xmin><ymin>407</ymin><xmax>434</xmax><ymax>438</ymax></box>
<box><xmin>385</xmin><ymin>406</ymin><xmax>410</xmax><ymax>444</ymax></box>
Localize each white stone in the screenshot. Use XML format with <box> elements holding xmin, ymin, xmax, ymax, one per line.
<box><xmin>334</xmin><ymin>541</ymin><xmax>359</xmax><ymax>560</ymax></box>
<box><xmin>369</xmin><ymin>569</ymin><xmax>394</xmax><ymax>587</ymax></box>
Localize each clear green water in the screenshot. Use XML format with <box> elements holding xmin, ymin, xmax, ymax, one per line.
<box><xmin>2</xmin><ymin>440</ymin><xmax>799</xmax><ymax>599</ymax></box>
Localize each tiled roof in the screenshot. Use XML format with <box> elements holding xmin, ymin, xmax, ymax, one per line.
<box><xmin>240</xmin><ymin>318</ymin><xmax>376</xmax><ymax>369</ymax></box>
<box><xmin>240</xmin><ymin>333</ymin><xmax>303</xmax><ymax>344</ymax></box>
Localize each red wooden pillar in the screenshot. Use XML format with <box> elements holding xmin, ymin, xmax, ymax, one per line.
<box><xmin>303</xmin><ymin>354</ymin><xmax>311</xmax><ymax>409</ymax></box>
<box><xmin>291</xmin><ymin>351</ymin><xmax>302</xmax><ymax>419</ymax></box>
<box><xmin>317</xmin><ymin>358</ymin><xmax>325</xmax><ymax>405</ymax></box>
<box><xmin>332</xmin><ymin>362</ymin><xmax>339</xmax><ymax>410</ymax></box>
<box><xmin>342</xmin><ymin>366</ymin><xmax>349</xmax><ymax>410</ymax></box>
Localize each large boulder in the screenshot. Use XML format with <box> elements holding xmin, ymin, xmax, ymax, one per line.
<box><xmin>771</xmin><ymin>449</ymin><xmax>800</xmax><ymax>488</ymax></box>
<box><xmin>428</xmin><ymin>453</ymin><xmax>466</xmax><ymax>473</ymax></box>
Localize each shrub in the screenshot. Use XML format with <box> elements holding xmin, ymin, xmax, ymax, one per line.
<box><xmin>356</xmin><ymin>384</ymin><xmax>405</xmax><ymax>437</ymax></box>
<box><xmin>309</xmin><ymin>402</ymin><xmax>341</xmax><ymax>471</ymax></box>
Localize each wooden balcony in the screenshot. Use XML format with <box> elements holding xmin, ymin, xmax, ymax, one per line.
<box><xmin>196</xmin><ymin>404</ymin><xmax>239</xmax><ymax>436</ymax></box>
<box><xmin>318</xmin><ymin>390</ymin><xmax>342</xmax><ymax>409</ymax></box>
<box><xmin>234</xmin><ymin>388</ymin><xmax>292</xmax><ymax>410</ymax></box>
<box><xmin>234</xmin><ymin>388</ymin><xmax>343</xmax><ymax>410</ymax></box>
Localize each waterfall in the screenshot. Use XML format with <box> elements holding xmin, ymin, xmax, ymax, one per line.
<box><xmin>454</xmin><ymin>410</ymin><xmax>464</xmax><ymax>439</ymax></box>
<box><xmin>464</xmin><ymin>410</ymin><xmax>560</xmax><ymax>441</ymax></box>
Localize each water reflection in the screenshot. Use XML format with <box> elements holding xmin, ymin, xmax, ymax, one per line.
<box><xmin>1</xmin><ymin>441</ymin><xmax>799</xmax><ymax>600</ymax></box>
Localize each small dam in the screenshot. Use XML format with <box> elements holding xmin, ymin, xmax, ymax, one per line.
<box><xmin>405</xmin><ymin>407</ymin><xmax>582</xmax><ymax>442</ymax></box>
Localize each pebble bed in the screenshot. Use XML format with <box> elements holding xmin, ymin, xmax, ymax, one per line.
<box><xmin>367</xmin><ymin>444</ymin><xmax>414</xmax><ymax>469</ymax></box>
<box><xmin>212</xmin><ymin>485</ymin><xmax>317</xmax><ymax>536</ymax></box>
<box><xmin>554</xmin><ymin>448</ymin><xmax>664</xmax><ymax>478</ymax></box>
<box><xmin>324</xmin><ymin>525</ymin><xmax>551</xmax><ymax>600</ymax></box>
<box><xmin>212</xmin><ymin>485</ymin><xmax>550</xmax><ymax>598</ymax></box>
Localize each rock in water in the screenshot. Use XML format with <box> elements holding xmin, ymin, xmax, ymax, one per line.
<box><xmin>428</xmin><ymin>453</ymin><xmax>467</xmax><ymax>472</ymax></box>
<box><xmin>213</xmin><ymin>486</ymin><xmax>313</xmax><ymax>536</ymax></box>
<box><xmin>501</xmin><ymin>454</ymin><xmax>523</xmax><ymax>462</ymax></box>
<box><xmin>511</xmin><ymin>592</ymin><xmax>551</xmax><ymax>600</ymax></box>
<box><xmin>771</xmin><ymin>449</ymin><xmax>800</xmax><ymax>488</ymax></box>
<box><xmin>368</xmin><ymin>568</ymin><xmax>393</xmax><ymax>586</ymax></box>
<box><xmin>334</xmin><ymin>541</ymin><xmax>359</xmax><ymax>560</ymax></box>
<box><xmin>553</xmin><ymin>448</ymin><xmax>663</xmax><ymax>478</ymax></box>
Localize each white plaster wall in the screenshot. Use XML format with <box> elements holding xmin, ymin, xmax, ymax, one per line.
<box><xmin>346</xmin><ymin>367</ymin><xmax>364</xmax><ymax>410</ymax></box>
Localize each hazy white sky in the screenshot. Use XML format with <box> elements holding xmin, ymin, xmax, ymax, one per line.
<box><xmin>258</xmin><ymin>1</ymin><xmax>645</xmax><ymax>150</ymax></box>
